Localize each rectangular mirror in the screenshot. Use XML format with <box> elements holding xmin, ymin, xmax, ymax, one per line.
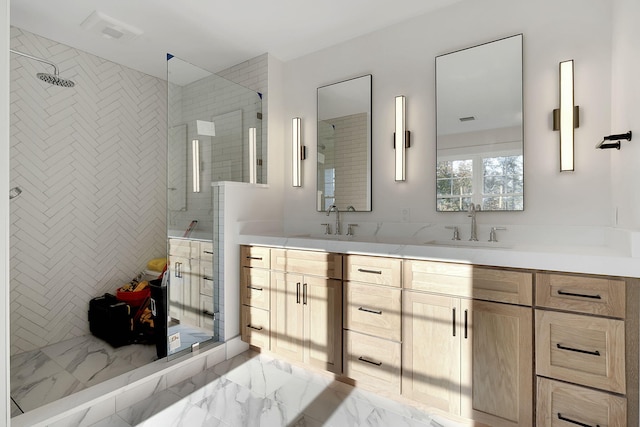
<box><xmin>317</xmin><ymin>75</ymin><xmax>372</xmax><ymax>212</ymax></box>
<box><xmin>436</xmin><ymin>34</ymin><xmax>524</xmax><ymax>212</ymax></box>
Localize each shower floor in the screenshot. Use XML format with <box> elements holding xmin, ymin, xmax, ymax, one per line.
<box><xmin>10</xmin><ymin>334</ymin><xmax>158</xmax><ymax>416</ymax></box>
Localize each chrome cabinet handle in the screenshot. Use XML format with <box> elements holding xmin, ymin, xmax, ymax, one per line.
<box><xmin>358</xmin><ymin>356</ymin><xmax>382</xmax><ymax>366</ymax></box>
<box><xmin>247</xmin><ymin>324</ymin><xmax>263</xmax><ymax>331</ymax></box>
<box><xmin>558</xmin><ymin>413</ymin><xmax>600</xmax><ymax>427</ymax></box>
<box><xmin>296</xmin><ymin>282</ymin><xmax>301</xmax><ymax>304</ymax></box>
<box><xmin>358</xmin><ymin>307</ymin><xmax>382</xmax><ymax>315</ymax></box>
<box><xmin>557</xmin><ymin>290</ymin><xmax>602</xmax><ymax>300</ymax></box>
<box><xmin>203</xmin><ymin>276</ymin><xmax>213</xmax><ymax>281</ymax></box>
<box><xmin>174</xmin><ymin>262</ymin><xmax>182</xmax><ymax>278</ymax></box>
<box><xmin>556</xmin><ymin>343</ymin><xmax>601</xmax><ymax>356</ymax></box>
<box><xmin>247</xmin><ymin>256</ymin><xmax>263</xmax><ymax>260</ymax></box>
<box><xmin>203</xmin><ymin>250</ymin><xmax>214</xmax><ymax>255</ymax></box>
<box><xmin>357</xmin><ymin>268</ymin><xmax>382</xmax><ymax>275</ymax></box>
<box><xmin>202</xmin><ymin>310</ymin><xmax>215</xmax><ymax>318</ymax></box>
<box><xmin>247</xmin><ymin>285</ymin><xmax>263</xmax><ymax>291</ymax></box>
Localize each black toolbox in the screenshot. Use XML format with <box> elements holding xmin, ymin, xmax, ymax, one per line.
<box><xmin>88</xmin><ymin>293</ymin><xmax>132</xmax><ymax>347</ymax></box>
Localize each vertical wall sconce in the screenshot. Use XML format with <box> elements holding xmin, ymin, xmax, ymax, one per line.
<box><xmin>248</xmin><ymin>127</ymin><xmax>257</xmax><ymax>184</ymax></box>
<box><xmin>553</xmin><ymin>60</ymin><xmax>579</xmax><ymax>172</ymax></box>
<box><xmin>191</xmin><ymin>139</ymin><xmax>200</xmax><ymax>192</ymax></box>
<box><xmin>394</xmin><ymin>95</ymin><xmax>411</xmax><ymax>181</ymax></box>
<box><xmin>292</xmin><ymin>117</ymin><xmax>306</xmax><ymax>187</ymax></box>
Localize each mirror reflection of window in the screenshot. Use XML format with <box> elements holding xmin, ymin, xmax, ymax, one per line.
<box><xmin>436</xmin><ymin>34</ymin><xmax>523</xmax><ymax>212</ymax></box>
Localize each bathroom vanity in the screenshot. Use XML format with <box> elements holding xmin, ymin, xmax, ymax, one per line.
<box><xmin>239</xmin><ymin>235</ymin><xmax>640</xmax><ymax>427</ymax></box>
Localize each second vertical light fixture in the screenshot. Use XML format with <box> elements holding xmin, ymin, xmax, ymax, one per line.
<box><xmin>553</xmin><ymin>60</ymin><xmax>579</xmax><ymax>172</ymax></box>
<box><xmin>395</xmin><ymin>95</ymin><xmax>410</xmax><ymax>181</ymax></box>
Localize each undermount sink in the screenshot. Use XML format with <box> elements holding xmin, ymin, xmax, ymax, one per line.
<box><xmin>424</xmin><ymin>239</ymin><xmax>512</xmax><ymax>249</ymax></box>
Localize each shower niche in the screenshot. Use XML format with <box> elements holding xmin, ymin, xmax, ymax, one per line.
<box><xmin>165</xmin><ymin>55</ymin><xmax>263</xmax><ymax>357</ymax></box>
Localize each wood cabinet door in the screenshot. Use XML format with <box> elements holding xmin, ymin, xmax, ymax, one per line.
<box><xmin>304</xmin><ymin>276</ymin><xmax>342</xmax><ymax>374</ymax></box>
<box><xmin>169</xmin><ymin>255</ymin><xmax>190</xmax><ymax>321</ymax></box>
<box><xmin>461</xmin><ymin>300</ymin><xmax>533</xmax><ymax>427</ymax></box>
<box><xmin>402</xmin><ymin>291</ymin><xmax>461</xmax><ymax>415</ymax></box>
<box><xmin>270</xmin><ymin>272</ymin><xmax>304</xmax><ymax>363</ymax></box>
<box><xmin>180</xmin><ymin>257</ymin><xmax>200</xmax><ymax>326</ymax></box>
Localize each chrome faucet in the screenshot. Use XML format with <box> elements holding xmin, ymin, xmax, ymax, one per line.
<box><xmin>468</xmin><ymin>203</ymin><xmax>481</xmax><ymax>241</ymax></box>
<box><xmin>326</xmin><ymin>204</ymin><xmax>341</xmax><ymax>235</ymax></box>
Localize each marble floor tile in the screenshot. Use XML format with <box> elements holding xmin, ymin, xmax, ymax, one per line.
<box><xmin>11</xmin><ymin>398</ymin><xmax>23</xmax><ymax>417</ymax></box>
<box><xmin>218</xmin><ymin>354</ymin><xmax>295</xmax><ymax>398</ymax></box>
<box><xmin>116</xmin><ymin>389</ymin><xmax>186</xmax><ymax>426</ymax></box>
<box><xmin>87</xmin><ymin>414</ymin><xmax>132</xmax><ymax>427</ymax></box>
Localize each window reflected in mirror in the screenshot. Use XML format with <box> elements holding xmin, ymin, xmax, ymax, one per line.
<box><xmin>436</xmin><ymin>34</ymin><xmax>523</xmax><ymax>212</ymax></box>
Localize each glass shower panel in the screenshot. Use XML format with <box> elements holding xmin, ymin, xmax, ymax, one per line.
<box><xmin>166</xmin><ymin>55</ymin><xmax>262</xmax><ymax>358</ymax></box>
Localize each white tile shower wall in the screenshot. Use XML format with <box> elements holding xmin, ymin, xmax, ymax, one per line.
<box><xmin>9</xmin><ymin>28</ymin><xmax>167</xmax><ymax>355</ymax></box>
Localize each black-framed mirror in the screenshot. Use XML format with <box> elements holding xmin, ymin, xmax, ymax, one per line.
<box><xmin>436</xmin><ymin>34</ymin><xmax>524</xmax><ymax>212</ymax></box>
<box><xmin>317</xmin><ymin>74</ymin><xmax>372</xmax><ymax>212</ymax></box>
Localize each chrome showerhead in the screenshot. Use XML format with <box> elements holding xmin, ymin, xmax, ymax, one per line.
<box><xmin>37</xmin><ymin>72</ymin><xmax>75</xmax><ymax>88</ymax></box>
<box><xmin>10</xmin><ymin>49</ymin><xmax>76</xmax><ymax>88</ymax></box>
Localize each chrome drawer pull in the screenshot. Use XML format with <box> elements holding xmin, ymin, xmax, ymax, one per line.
<box><xmin>247</xmin><ymin>324</ymin><xmax>263</xmax><ymax>331</ymax></box>
<box><xmin>202</xmin><ymin>310</ymin><xmax>215</xmax><ymax>318</ymax></box>
<box><xmin>296</xmin><ymin>282</ymin><xmax>301</xmax><ymax>304</ymax></box>
<box><xmin>557</xmin><ymin>290</ymin><xmax>602</xmax><ymax>300</ymax></box>
<box><xmin>357</xmin><ymin>268</ymin><xmax>382</xmax><ymax>275</ymax></box>
<box><xmin>358</xmin><ymin>307</ymin><xmax>382</xmax><ymax>315</ymax></box>
<box><xmin>247</xmin><ymin>256</ymin><xmax>263</xmax><ymax>260</ymax></box>
<box><xmin>558</xmin><ymin>413</ymin><xmax>600</xmax><ymax>427</ymax></box>
<box><xmin>556</xmin><ymin>343</ymin><xmax>601</xmax><ymax>356</ymax></box>
<box><xmin>203</xmin><ymin>276</ymin><xmax>213</xmax><ymax>281</ymax></box>
<box><xmin>358</xmin><ymin>356</ymin><xmax>382</xmax><ymax>366</ymax></box>
<box><xmin>203</xmin><ymin>251</ymin><xmax>214</xmax><ymax>255</ymax></box>
<box><xmin>247</xmin><ymin>285</ymin><xmax>263</xmax><ymax>291</ymax></box>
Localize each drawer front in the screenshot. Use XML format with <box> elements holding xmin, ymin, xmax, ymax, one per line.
<box><xmin>536</xmin><ymin>273</ymin><xmax>625</xmax><ymax>318</ymax></box>
<box><xmin>169</xmin><ymin>238</ymin><xmax>193</xmax><ymax>258</ymax></box>
<box><xmin>344</xmin><ymin>255</ymin><xmax>401</xmax><ymax>287</ymax></box>
<box><xmin>199</xmin><ymin>241</ymin><xmax>214</xmax><ymax>263</ymax></box>
<box><xmin>271</xmin><ymin>249</ymin><xmax>342</xmax><ymax>279</ymax></box>
<box><xmin>240</xmin><ymin>267</ymin><xmax>270</xmax><ymax>310</ymax></box>
<box><xmin>537</xmin><ymin>377</ymin><xmax>626</xmax><ymax>427</ymax></box>
<box><xmin>536</xmin><ymin>310</ymin><xmax>625</xmax><ymax>393</ymax></box>
<box><xmin>241</xmin><ymin>305</ymin><xmax>270</xmax><ymax>349</ymax></box>
<box><xmin>344</xmin><ymin>282</ymin><xmax>401</xmax><ymax>341</ymax></box>
<box><xmin>200</xmin><ymin>262</ymin><xmax>214</xmax><ymax>297</ymax></box>
<box><xmin>344</xmin><ymin>330</ymin><xmax>401</xmax><ymax>394</ymax></box>
<box><xmin>240</xmin><ymin>246</ymin><xmax>271</xmax><ymax>269</ymax></box>
<box><xmin>404</xmin><ymin>260</ymin><xmax>532</xmax><ymax>305</ymax></box>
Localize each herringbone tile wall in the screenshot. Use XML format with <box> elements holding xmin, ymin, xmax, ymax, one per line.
<box><xmin>9</xmin><ymin>27</ymin><xmax>168</xmax><ymax>355</ymax></box>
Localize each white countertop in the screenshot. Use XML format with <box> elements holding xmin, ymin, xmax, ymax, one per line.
<box><xmin>238</xmin><ymin>232</ymin><xmax>640</xmax><ymax>278</ymax></box>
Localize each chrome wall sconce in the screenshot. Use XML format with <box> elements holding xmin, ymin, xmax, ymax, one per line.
<box><xmin>596</xmin><ymin>131</ymin><xmax>632</xmax><ymax>150</ymax></box>
<box><xmin>292</xmin><ymin>117</ymin><xmax>306</xmax><ymax>187</ymax></box>
<box><xmin>553</xmin><ymin>60</ymin><xmax>579</xmax><ymax>172</ymax></box>
<box><xmin>191</xmin><ymin>139</ymin><xmax>200</xmax><ymax>192</ymax></box>
<box><xmin>394</xmin><ymin>95</ymin><xmax>411</xmax><ymax>181</ymax></box>
<box><xmin>248</xmin><ymin>127</ymin><xmax>257</xmax><ymax>184</ymax></box>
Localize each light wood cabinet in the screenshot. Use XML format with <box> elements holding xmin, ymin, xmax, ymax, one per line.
<box><xmin>344</xmin><ymin>330</ymin><xmax>401</xmax><ymax>394</ymax></box>
<box><xmin>537</xmin><ymin>377</ymin><xmax>627</xmax><ymax>427</ymax></box>
<box><xmin>534</xmin><ymin>273</ymin><xmax>639</xmax><ymax>426</ymax></box>
<box><xmin>240</xmin><ymin>245</ymin><xmax>272</xmax><ymax>350</ymax></box>
<box><xmin>403</xmin><ymin>259</ymin><xmax>533</xmax><ymax>427</ymax></box>
<box><xmin>270</xmin><ymin>271</ymin><xmax>342</xmax><ymax>374</ymax></box>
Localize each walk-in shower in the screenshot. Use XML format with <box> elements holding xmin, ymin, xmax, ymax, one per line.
<box><xmin>9</xmin><ymin>49</ymin><xmax>75</xmax><ymax>87</ymax></box>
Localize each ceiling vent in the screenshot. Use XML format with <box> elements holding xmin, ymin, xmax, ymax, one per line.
<box><xmin>80</xmin><ymin>11</ymin><xmax>143</xmax><ymax>42</ymax></box>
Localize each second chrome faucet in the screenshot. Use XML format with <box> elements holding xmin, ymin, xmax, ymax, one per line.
<box><xmin>326</xmin><ymin>204</ymin><xmax>341</xmax><ymax>235</ymax></box>
<box><xmin>468</xmin><ymin>203</ymin><xmax>481</xmax><ymax>241</ymax></box>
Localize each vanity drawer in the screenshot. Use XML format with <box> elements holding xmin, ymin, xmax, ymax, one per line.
<box><xmin>536</xmin><ymin>272</ymin><xmax>625</xmax><ymax>318</ymax></box>
<box><xmin>404</xmin><ymin>260</ymin><xmax>532</xmax><ymax>305</ymax></box>
<box><xmin>537</xmin><ymin>377</ymin><xmax>626</xmax><ymax>427</ymax></box>
<box><xmin>169</xmin><ymin>238</ymin><xmax>193</xmax><ymax>258</ymax></box>
<box><xmin>344</xmin><ymin>255</ymin><xmax>401</xmax><ymax>287</ymax></box>
<box><xmin>344</xmin><ymin>330</ymin><xmax>401</xmax><ymax>394</ymax></box>
<box><xmin>199</xmin><ymin>241</ymin><xmax>214</xmax><ymax>263</ymax></box>
<box><xmin>536</xmin><ymin>310</ymin><xmax>625</xmax><ymax>393</ymax></box>
<box><xmin>240</xmin><ymin>246</ymin><xmax>271</xmax><ymax>269</ymax></box>
<box><xmin>270</xmin><ymin>249</ymin><xmax>342</xmax><ymax>279</ymax></box>
<box><xmin>200</xmin><ymin>262</ymin><xmax>214</xmax><ymax>297</ymax></box>
<box><xmin>241</xmin><ymin>305</ymin><xmax>270</xmax><ymax>350</ymax></box>
<box><xmin>240</xmin><ymin>267</ymin><xmax>270</xmax><ymax>310</ymax></box>
<box><xmin>344</xmin><ymin>282</ymin><xmax>401</xmax><ymax>341</ymax></box>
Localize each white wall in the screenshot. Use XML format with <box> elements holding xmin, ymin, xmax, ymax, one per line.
<box><xmin>1</xmin><ymin>0</ymin><xmax>10</xmax><ymax>423</ymax></box>
<box><xmin>611</xmin><ymin>0</ymin><xmax>640</xmax><ymax>230</ymax></box>
<box><xmin>281</xmin><ymin>0</ymin><xmax>614</xmax><ymax>233</ymax></box>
